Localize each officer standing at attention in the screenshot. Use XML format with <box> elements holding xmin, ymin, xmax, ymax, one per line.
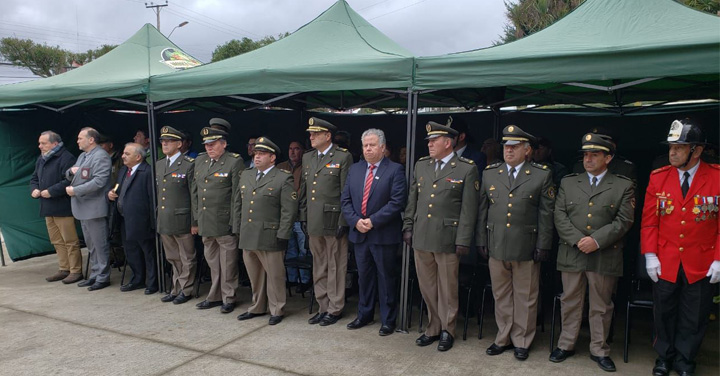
<box><xmin>551</xmin><ymin>133</ymin><xmax>635</xmax><ymax>372</ymax></box>
<box><xmin>641</xmin><ymin>119</ymin><xmax>720</xmax><ymax>376</ymax></box>
<box><xmin>156</xmin><ymin>126</ymin><xmax>197</xmax><ymax>305</ymax></box>
<box><xmin>192</xmin><ymin>125</ymin><xmax>243</xmax><ymax>314</ymax></box>
<box><xmin>403</xmin><ymin>121</ymin><xmax>480</xmax><ymax>352</ymax></box>
<box><xmin>477</xmin><ymin>125</ymin><xmax>555</xmax><ymax>361</ymax></box>
<box><xmin>234</xmin><ymin>137</ymin><xmax>297</xmax><ymax>326</ymax></box>
<box><xmin>298</xmin><ymin>117</ymin><xmax>354</xmax><ymax>327</ymax></box>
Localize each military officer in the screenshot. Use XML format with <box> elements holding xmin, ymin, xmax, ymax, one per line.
<box><xmin>641</xmin><ymin>119</ymin><xmax>720</xmax><ymax>376</ymax></box>
<box><xmin>572</xmin><ymin>127</ymin><xmax>637</xmax><ymax>184</ymax></box>
<box><xmin>477</xmin><ymin>125</ymin><xmax>555</xmax><ymax>361</ymax></box>
<box><xmin>403</xmin><ymin>121</ymin><xmax>480</xmax><ymax>352</ymax></box>
<box><xmin>191</xmin><ymin>126</ymin><xmax>243</xmax><ymax>314</ymax></box>
<box><xmin>551</xmin><ymin>133</ymin><xmax>635</xmax><ymax>372</ymax></box>
<box><xmin>156</xmin><ymin>126</ymin><xmax>197</xmax><ymax>305</ymax></box>
<box><xmin>298</xmin><ymin>117</ymin><xmax>354</xmax><ymax>326</ymax></box>
<box><xmin>234</xmin><ymin>137</ymin><xmax>297</xmax><ymax>325</ymax></box>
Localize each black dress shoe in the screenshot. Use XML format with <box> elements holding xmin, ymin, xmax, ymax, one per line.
<box><xmin>144</xmin><ymin>287</ymin><xmax>159</xmax><ymax>295</ymax></box>
<box><xmin>319</xmin><ymin>313</ymin><xmax>342</xmax><ymax>326</ymax></box>
<box><xmin>196</xmin><ymin>300</ymin><xmax>223</xmax><ymax>309</ymax></box>
<box><xmin>549</xmin><ymin>348</ymin><xmax>575</xmax><ymax>363</ymax></box>
<box><xmin>87</xmin><ymin>281</ymin><xmax>110</xmax><ymax>291</ymax></box>
<box><xmin>590</xmin><ymin>355</ymin><xmax>617</xmax><ymax>372</ymax></box>
<box><xmin>437</xmin><ymin>330</ymin><xmax>454</xmax><ymax>351</ymax></box>
<box><xmin>486</xmin><ymin>343</ymin><xmax>514</xmax><ymax>355</ymax></box>
<box><xmin>220</xmin><ymin>302</ymin><xmax>235</xmax><ymax>314</ymax></box>
<box><xmin>378</xmin><ymin>324</ymin><xmax>395</xmax><ymax>336</ymax></box>
<box><xmin>120</xmin><ymin>283</ymin><xmax>145</xmax><ymax>292</ymax></box>
<box><xmin>173</xmin><ymin>292</ymin><xmax>191</xmax><ymax>305</ymax></box>
<box><xmin>237</xmin><ymin>311</ymin><xmax>266</xmax><ymax>321</ymax></box>
<box><xmin>651</xmin><ymin>359</ymin><xmax>671</xmax><ymax>376</ymax></box>
<box><xmin>295</xmin><ymin>284</ymin><xmax>310</xmax><ymax>294</ymax></box>
<box><xmin>514</xmin><ymin>347</ymin><xmax>529</xmax><ymax>361</ymax></box>
<box><xmin>415</xmin><ymin>334</ymin><xmax>441</xmax><ymax>347</ymax></box>
<box><xmin>675</xmin><ymin>372</ymin><xmax>693</xmax><ymax>376</ymax></box>
<box><xmin>77</xmin><ymin>279</ymin><xmax>95</xmax><ymax>287</ymax></box>
<box><xmin>308</xmin><ymin>312</ymin><xmax>327</xmax><ymax>325</ymax></box>
<box><xmin>346</xmin><ymin>317</ymin><xmax>373</xmax><ymax>330</ymax></box>
<box><xmin>268</xmin><ymin>315</ymin><xmax>283</xmax><ymax>325</ymax></box>
<box><xmin>161</xmin><ymin>294</ymin><xmax>177</xmax><ymax>303</ymax></box>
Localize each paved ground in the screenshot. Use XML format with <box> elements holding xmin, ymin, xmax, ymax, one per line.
<box><xmin>0</xmin><ymin>250</ymin><xmax>718</xmax><ymax>376</ymax></box>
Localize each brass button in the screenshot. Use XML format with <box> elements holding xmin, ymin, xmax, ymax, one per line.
<box><xmin>680</xmin><ymin>234</ymin><xmax>684</xmax><ymax>238</ymax></box>
<box><xmin>679</xmin><ymin>247</ymin><xmax>684</xmax><ymax>252</ymax></box>
<box><xmin>430</xmin><ymin>194</ymin><xmax>435</xmax><ymax>198</ymax></box>
<box><xmin>161</xmin><ymin>206</ymin><xmax>165</xmax><ymax>209</ymax></box>
<box><xmin>312</xmin><ymin>190</ymin><xmax>316</xmax><ymax>193</ymax></box>
<box><xmin>433</xmin><ymin>184</ymin><xmax>437</xmax><ymax>188</ymax></box>
<box><xmin>589</xmin><ymin>202</ymin><xmax>593</xmax><ymax>207</ymax></box>
<box><xmin>162</xmin><ymin>188</ymin><xmax>166</xmax><ymax>192</ymax></box>
<box><xmin>311</xmin><ymin>197</ymin><xmax>315</xmax><ymax>201</ymax></box>
<box><xmin>313</xmin><ymin>181</ymin><xmax>317</xmax><ymax>185</ymax></box>
<box><xmin>427</xmin><ymin>214</ymin><xmax>432</xmax><ymax>218</ymax></box>
<box><xmin>681</xmin><ymin>220</ymin><xmax>686</xmax><ymax>225</ymax></box>
<box><xmin>454</xmin><ymin>222</ymin><xmax>457</xmax><ymax>225</ymax></box>
<box><xmin>163</xmin><ymin>179</ymin><xmax>166</xmax><ymax>183</ymax></box>
<box><xmin>509</xmin><ymin>193</ymin><xmax>513</xmax><ymax>198</ymax></box>
<box><xmin>529</xmin><ymin>195</ymin><xmax>533</xmax><ymax>198</ymax></box>
<box><xmin>314</xmin><ymin>174</ymin><xmax>318</xmax><ymax>177</ymax></box>
<box><xmin>202</xmin><ymin>206</ymin><xmax>206</xmax><ymax>210</ymax></box>
<box><xmin>250</xmin><ymin>201</ymin><xmax>254</xmax><ymax>204</ymax></box>
<box><xmin>586</xmin><ymin>225</ymin><xmax>591</xmax><ymax>230</ymax></box>
<box><xmin>205</xmin><ymin>179</ymin><xmax>208</xmax><ymax>183</ymax></box>
<box><xmin>429</xmin><ymin>204</ymin><xmax>433</xmax><ymax>208</ymax></box>
<box><xmin>202</xmin><ymin>197</ymin><xmax>205</xmax><ymax>201</ymax></box>
<box><xmin>252</xmin><ymin>192</ymin><xmax>256</xmax><ymax>195</ymax></box>
<box><xmin>249</xmin><ymin>210</ymin><xmax>253</xmax><ymax>213</ymax></box>
<box><xmin>682</xmin><ymin>207</ymin><xmax>686</xmax><ymax>212</ymax></box>
<box><xmin>506</xmin><ymin>223</ymin><xmax>511</xmax><ymax>228</ymax></box>
<box><xmin>508</xmin><ymin>203</ymin><xmax>512</xmax><ymax>208</ymax></box>
<box><xmin>203</xmin><ymin>188</ymin><xmax>206</xmax><ymax>192</ymax></box>
<box><xmin>248</xmin><ymin>219</ymin><xmax>252</xmax><ymax>222</ymax></box>
<box><xmin>162</xmin><ymin>197</ymin><xmax>165</xmax><ymax>200</ymax></box>
<box><xmin>587</xmin><ymin>213</ymin><xmax>592</xmax><ymax>218</ymax></box>
<box><xmin>610</xmin><ymin>204</ymin><xmax>614</xmax><ymax>208</ymax></box>
<box><xmin>507</xmin><ymin>213</ymin><xmax>511</xmax><ymax>217</ymax></box>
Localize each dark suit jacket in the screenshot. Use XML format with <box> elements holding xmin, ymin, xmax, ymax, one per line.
<box><xmin>113</xmin><ymin>162</ymin><xmax>156</xmax><ymax>240</ymax></box>
<box><xmin>460</xmin><ymin>147</ymin><xmax>487</xmax><ymax>174</ymax></box>
<box><xmin>341</xmin><ymin>158</ymin><xmax>407</xmax><ymax>245</ymax></box>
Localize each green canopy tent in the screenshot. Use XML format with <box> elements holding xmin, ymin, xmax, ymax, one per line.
<box><xmin>414</xmin><ymin>0</ymin><xmax>720</xmax><ymax>112</ymax></box>
<box><xmin>0</xmin><ymin>24</ymin><xmax>201</xmax><ymax>265</ymax></box>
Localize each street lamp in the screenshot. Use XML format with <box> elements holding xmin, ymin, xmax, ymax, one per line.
<box><xmin>168</xmin><ymin>21</ymin><xmax>189</xmax><ymax>39</ymax></box>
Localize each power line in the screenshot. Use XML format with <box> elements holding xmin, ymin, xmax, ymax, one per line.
<box><xmin>358</xmin><ymin>0</ymin><xmax>396</xmax><ymax>11</ymax></box>
<box><xmin>164</xmin><ymin>8</ymin><xmax>254</xmax><ymax>39</ymax></box>
<box><xmin>172</xmin><ymin>2</ymin><xmax>260</xmax><ymax>37</ymax></box>
<box><xmin>145</xmin><ymin>1</ymin><xmax>169</xmax><ymax>31</ymax></box>
<box><xmin>368</xmin><ymin>0</ymin><xmax>431</xmax><ymax>20</ymax></box>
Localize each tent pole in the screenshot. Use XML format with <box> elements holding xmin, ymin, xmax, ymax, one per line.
<box><xmin>492</xmin><ymin>106</ymin><xmax>501</xmax><ymax>140</ymax></box>
<box><xmin>146</xmin><ymin>99</ymin><xmax>165</xmax><ymax>293</ymax></box>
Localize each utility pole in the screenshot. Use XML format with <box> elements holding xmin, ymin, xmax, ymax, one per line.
<box><xmin>145</xmin><ymin>1</ymin><xmax>168</xmax><ymax>32</ymax></box>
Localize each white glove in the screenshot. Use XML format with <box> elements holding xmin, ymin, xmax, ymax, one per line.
<box><xmin>645</xmin><ymin>253</ymin><xmax>661</xmax><ymax>283</ymax></box>
<box><xmin>707</xmin><ymin>261</ymin><xmax>720</xmax><ymax>284</ymax></box>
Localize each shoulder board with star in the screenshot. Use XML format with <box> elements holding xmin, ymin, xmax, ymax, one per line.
<box><xmin>485</xmin><ymin>162</ymin><xmax>502</xmax><ymax>170</ymax></box>
<box><xmin>458</xmin><ymin>156</ymin><xmax>474</xmax><ymax>164</ymax></box>
<box><xmin>530</xmin><ymin>161</ymin><xmax>549</xmax><ymax>170</ymax></box>
<box><xmin>279</xmin><ymin>168</ymin><xmax>292</xmax><ymax>174</ymax></box>
<box><xmin>614</xmin><ymin>174</ymin><xmax>633</xmax><ymax>182</ymax></box>
<box><xmin>229</xmin><ymin>153</ymin><xmax>241</xmax><ymax>158</ymax></box>
<box><xmin>418</xmin><ymin>156</ymin><xmax>431</xmax><ymax>162</ymax></box>
<box><xmin>335</xmin><ymin>147</ymin><xmax>349</xmax><ymax>153</ymax></box>
<box><xmin>183</xmin><ymin>155</ymin><xmax>195</xmax><ymax>163</ymax></box>
<box><xmin>561</xmin><ymin>173</ymin><xmax>579</xmax><ymax>180</ymax></box>
<box><xmin>651</xmin><ymin>165</ymin><xmax>672</xmax><ymax>175</ymax></box>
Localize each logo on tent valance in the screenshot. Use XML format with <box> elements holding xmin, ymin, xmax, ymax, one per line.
<box><xmin>159</xmin><ymin>48</ymin><xmax>201</xmax><ymax>70</ymax></box>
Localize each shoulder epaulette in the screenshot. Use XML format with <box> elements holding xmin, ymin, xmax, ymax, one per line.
<box><xmin>561</xmin><ymin>173</ymin><xmax>579</xmax><ymax>179</ymax></box>
<box><xmin>708</xmin><ymin>163</ymin><xmax>720</xmax><ymax>170</ymax></box>
<box><xmin>651</xmin><ymin>165</ymin><xmax>672</xmax><ymax>175</ymax></box>
<box><xmin>303</xmin><ymin>148</ymin><xmax>316</xmax><ymax>154</ymax></box>
<box><xmin>530</xmin><ymin>161</ymin><xmax>549</xmax><ymax>170</ymax></box>
<box><xmin>279</xmin><ymin>168</ymin><xmax>291</xmax><ymax>174</ymax></box>
<box><xmin>458</xmin><ymin>156</ymin><xmax>474</xmax><ymax>164</ymax></box>
<box><xmin>183</xmin><ymin>155</ymin><xmax>195</xmax><ymax>163</ymax></box>
<box><xmin>615</xmin><ymin>174</ymin><xmax>633</xmax><ymax>182</ymax></box>
<box><xmin>198</xmin><ymin>152</ymin><xmax>207</xmax><ymax>156</ymax></box>
<box><xmin>244</xmin><ymin>166</ymin><xmax>254</xmax><ymax>171</ymax></box>
<box><xmin>230</xmin><ymin>153</ymin><xmax>240</xmax><ymax>158</ymax></box>
<box><xmin>335</xmin><ymin>147</ymin><xmax>348</xmax><ymax>152</ymax></box>
<box><xmin>623</xmin><ymin>159</ymin><xmax>634</xmax><ymax>165</ymax></box>
<box><xmin>418</xmin><ymin>156</ymin><xmax>431</xmax><ymax>161</ymax></box>
<box><xmin>485</xmin><ymin>162</ymin><xmax>502</xmax><ymax>170</ymax></box>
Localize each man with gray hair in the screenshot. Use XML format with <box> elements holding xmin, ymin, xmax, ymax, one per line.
<box><xmin>66</xmin><ymin>127</ymin><xmax>113</xmax><ymax>291</ymax></box>
<box><xmin>341</xmin><ymin>129</ymin><xmax>407</xmax><ymax>336</ymax></box>
<box><xmin>31</xmin><ymin>131</ymin><xmax>82</xmax><ymax>284</ymax></box>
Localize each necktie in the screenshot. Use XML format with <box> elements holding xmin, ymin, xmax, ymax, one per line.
<box><xmin>209</xmin><ymin>159</ymin><xmax>215</xmax><ymax>168</ymax></box>
<box><xmin>591</xmin><ymin>176</ymin><xmax>598</xmax><ymax>191</ymax></box>
<box><xmin>318</xmin><ymin>153</ymin><xmax>324</xmax><ymax>160</ymax></box>
<box><xmin>509</xmin><ymin>167</ymin><xmax>516</xmax><ymax>186</ymax></box>
<box><xmin>126</xmin><ymin>168</ymin><xmax>131</xmax><ymax>178</ymax></box>
<box><xmin>167</xmin><ymin>158</ymin><xmax>171</xmax><ymax>168</ymax></box>
<box><xmin>256</xmin><ymin>171</ymin><xmax>264</xmax><ymax>182</ymax></box>
<box><xmin>361</xmin><ymin>165</ymin><xmax>375</xmax><ymax>216</ymax></box>
<box><xmin>681</xmin><ymin>171</ymin><xmax>690</xmax><ymax>198</ymax></box>
<box><xmin>435</xmin><ymin>160</ymin><xmax>443</xmax><ymax>178</ymax></box>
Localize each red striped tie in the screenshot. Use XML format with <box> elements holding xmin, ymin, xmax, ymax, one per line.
<box><xmin>361</xmin><ymin>164</ymin><xmax>375</xmax><ymax>217</ymax></box>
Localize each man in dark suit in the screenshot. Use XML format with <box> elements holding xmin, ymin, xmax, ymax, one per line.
<box><xmin>450</xmin><ymin>116</ymin><xmax>487</xmax><ymax>172</ymax></box>
<box><xmin>341</xmin><ymin>129</ymin><xmax>407</xmax><ymax>336</ymax></box>
<box><xmin>108</xmin><ymin>142</ymin><xmax>157</xmax><ymax>294</ymax></box>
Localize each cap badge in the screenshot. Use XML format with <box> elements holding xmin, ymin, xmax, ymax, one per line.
<box><xmin>308</xmin><ymin>118</ymin><xmax>315</xmax><ymax>125</ymax></box>
<box><xmin>585</xmin><ymin>134</ymin><xmax>592</xmax><ymax>141</ymax></box>
<box><xmin>202</xmin><ymin>128</ymin><xmax>209</xmax><ymax>135</ymax></box>
<box><xmin>162</xmin><ymin>126</ymin><xmax>169</xmax><ymax>133</ymax></box>
<box><xmin>508</xmin><ymin>126</ymin><xmax>514</xmax><ymax>133</ymax></box>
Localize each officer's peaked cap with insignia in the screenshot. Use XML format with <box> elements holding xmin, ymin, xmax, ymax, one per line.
<box><xmin>580</xmin><ymin>133</ymin><xmax>615</xmax><ymax>155</ymax></box>
<box><xmin>501</xmin><ymin>125</ymin><xmax>535</xmax><ymax>145</ymax></box>
<box><xmin>306</xmin><ymin>117</ymin><xmax>337</xmax><ymax>133</ymax></box>
<box><xmin>425</xmin><ymin>121</ymin><xmax>458</xmax><ymax>140</ymax></box>
<box><xmin>664</xmin><ymin>118</ymin><xmax>706</xmax><ymax>145</ymax></box>
<box><xmin>209</xmin><ymin>118</ymin><xmax>231</xmax><ymax>132</ymax></box>
<box><xmin>588</xmin><ymin>126</ymin><xmax>618</xmax><ymax>143</ymax></box>
<box><xmin>253</xmin><ymin>136</ymin><xmax>281</xmax><ymax>155</ymax></box>
<box><xmin>159</xmin><ymin>126</ymin><xmax>184</xmax><ymax>141</ymax></box>
<box><xmin>201</xmin><ymin>127</ymin><xmax>229</xmax><ymax>144</ymax></box>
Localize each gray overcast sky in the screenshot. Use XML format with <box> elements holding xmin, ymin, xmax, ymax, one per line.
<box><xmin>0</xmin><ymin>0</ymin><xmax>508</xmax><ymax>84</ymax></box>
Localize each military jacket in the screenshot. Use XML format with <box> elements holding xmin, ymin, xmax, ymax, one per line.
<box><xmin>191</xmin><ymin>151</ymin><xmax>243</xmax><ymax>237</ymax></box>
<box><xmin>234</xmin><ymin>166</ymin><xmax>297</xmax><ymax>251</ymax></box>
<box><xmin>403</xmin><ymin>154</ymin><xmax>479</xmax><ymax>253</ymax></box>
<box><xmin>477</xmin><ymin>161</ymin><xmax>555</xmax><ymax>261</ymax></box>
<box><xmin>156</xmin><ymin>154</ymin><xmax>196</xmax><ymax>235</ymax></box>
<box><xmin>298</xmin><ymin>144</ymin><xmax>353</xmax><ymax>236</ymax></box>
<box><xmin>554</xmin><ymin>172</ymin><xmax>635</xmax><ymax>277</ymax></box>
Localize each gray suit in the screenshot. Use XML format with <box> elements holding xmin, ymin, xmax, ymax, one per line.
<box><xmin>66</xmin><ymin>145</ymin><xmax>112</xmax><ymax>282</ymax></box>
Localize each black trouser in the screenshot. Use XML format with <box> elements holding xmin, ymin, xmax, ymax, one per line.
<box><xmin>121</xmin><ymin>223</ymin><xmax>157</xmax><ymax>289</ymax></box>
<box><xmin>652</xmin><ymin>265</ymin><xmax>713</xmax><ymax>373</ymax></box>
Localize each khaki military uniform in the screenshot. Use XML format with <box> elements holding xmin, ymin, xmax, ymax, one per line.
<box><xmin>234</xmin><ymin>166</ymin><xmax>297</xmax><ymax>316</ymax></box>
<box><xmin>298</xmin><ymin>144</ymin><xmax>353</xmax><ymax>315</ymax></box>
<box><xmin>554</xmin><ymin>172</ymin><xmax>634</xmax><ymax>357</ymax></box>
<box><xmin>477</xmin><ymin>161</ymin><xmax>555</xmax><ymax>348</ymax></box>
<box><xmin>403</xmin><ymin>154</ymin><xmax>480</xmax><ymax>337</ymax></box>
<box><xmin>573</xmin><ymin>156</ymin><xmax>637</xmax><ymax>183</ymax></box>
<box><xmin>157</xmin><ymin>153</ymin><xmax>197</xmax><ymax>297</ymax></box>
<box><xmin>192</xmin><ymin>151</ymin><xmax>243</xmax><ymax>304</ymax></box>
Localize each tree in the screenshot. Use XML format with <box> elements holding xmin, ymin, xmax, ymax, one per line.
<box><xmin>495</xmin><ymin>0</ymin><xmax>719</xmax><ymax>45</ymax></box>
<box><xmin>0</xmin><ymin>37</ymin><xmax>116</xmax><ymax>77</ymax></box>
<box><xmin>210</xmin><ymin>33</ymin><xmax>290</xmax><ymax>62</ymax></box>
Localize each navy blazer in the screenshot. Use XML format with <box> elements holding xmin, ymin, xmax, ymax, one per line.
<box><xmin>460</xmin><ymin>147</ymin><xmax>487</xmax><ymax>173</ymax></box>
<box><xmin>341</xmin><ymin>158</ymin><xmax>407</xmax><ymax>245</ymax></box>
<box><xmin>113</xmin><ymin>162</ymin><xmax>156</xmax><ymax>240</ymax></box>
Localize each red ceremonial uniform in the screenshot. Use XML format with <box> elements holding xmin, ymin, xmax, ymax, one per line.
<box><xmin>640</xmin><ymin>161</ymin><xmax>720</xmax><ymax>284</ymax></box>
